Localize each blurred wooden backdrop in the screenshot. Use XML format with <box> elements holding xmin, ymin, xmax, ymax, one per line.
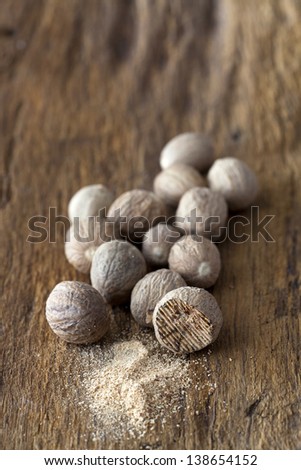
<box><xmin>1</xmin><ymin>0</ymin><xmax>300</xmax><ymax>450</ymax></box>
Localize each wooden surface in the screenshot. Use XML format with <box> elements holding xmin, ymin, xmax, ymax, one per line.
<box><xmin>1</xmin><ymin>0</ymin><xmax>301</xmax><ymax>450</ymax></box>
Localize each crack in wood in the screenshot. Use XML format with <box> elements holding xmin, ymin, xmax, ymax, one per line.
<box><xmin>245</xmin><ymin>398</ymin><xmax>262</xmax><ymax>418</ymax></box>
<box><xmin>0</xmin><ymin>101</ymin><xmax>23</xmax><ymax>209</ymax></box>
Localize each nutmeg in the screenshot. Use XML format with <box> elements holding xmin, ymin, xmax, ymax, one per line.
<box><xmin>68</xmin><ymin>184</ymin><xmax>114</xmax><ymax>222</ymax></box>
<box><xmin>45</xmin><ymin>281</ymin><xmax>110</xmax><ymax>344</ymax></box>
<box><xmin>160</xmin><ymin>132</ymin><xmax>214</xmax><ymax>172</ymax></box>
<box><xmin>142</xmin><ymin>223</ymin><xmax>181</xmax><ymax>268</ymax></box>
<box><xmin>168</xmin><ymin>235</ymin><xmax>221</xmax><ymax>288</ymax></box>
<box><xmin>154</xmin><ymin>163</ymin><xmax>206</xmax><ymax>206</ymax></box>
<box><xmin>130</xmin><ymin>269</ymin><xmax>186</xmax><ymax>328</ymax></box>
<box><xmin>176</xmin><ymin>187</ymin><xmax>228</xmax><ymax>239</ymax></box>
<box><xmin>107</xmin><ymin>189</ymin><xmax>166</xmax><ymax>240</ymax></box>
<box><xmin>153</xmin><ymin>286</ymin><xmax>223</xmax><ymax>354</ymax></box>
<box><xmin>207</xmin><ymin>157</ymin><xmax>259</xmax><ymax>210</ymax></box>
<box><xmin>91</xmin><ymin>240</ymin><xmax>147</xmax><ymax>305</ymax></box>
<box><xmin>64</xmin><ymin>218</ymin><xmax>110</xmax><ymax>274</ymax></box>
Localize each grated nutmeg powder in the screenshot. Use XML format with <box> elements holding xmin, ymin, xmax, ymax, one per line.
<box><xmin>75</xmin><ymin>315</ymin><xmax>216</xmax><ymax>443</ymax></box>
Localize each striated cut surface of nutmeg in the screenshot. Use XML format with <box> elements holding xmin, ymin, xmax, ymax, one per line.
<box><xmin>153</xmin><ymin>286</ymin><xmax>223</xmax><ymax>353</ymax></box>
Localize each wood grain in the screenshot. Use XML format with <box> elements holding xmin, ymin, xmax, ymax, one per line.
<box><xmin>1</xmin><ymin>0</ymin><xmax>301</xmax><ymax>450</ymax></box>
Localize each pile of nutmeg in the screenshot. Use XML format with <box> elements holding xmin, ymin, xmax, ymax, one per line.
<box><xmin>46</xmin><ymin>133</ymin><xmax>258</xmax><ymax>354</ymax></box>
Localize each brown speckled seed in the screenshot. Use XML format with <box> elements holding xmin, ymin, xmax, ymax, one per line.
<box><xmin>160</xmin><ymin>133</ymin><xmax>214</xmax><ymax>172</ymax></box>
<box><xmin>154</xmin><ymin>163</ymin><xmax>206</xmax><ymax>206</ymax></box>
<box><xmin>142</xmin><ymin>223</ymin><xmax>181</xmax><ymax>268</ymax></box>
<box><xmin>207</xmin><ymin>157</ymin><xmax>259</xmax><ymax>210</ymax></box>
<box><xmin>45</xmin><ymin>281</ymin><xmax>110</xmax><ymax>344</ymax></box>
<box><xmin>168</xmin><ymin>235</ymin><xmax>221</xmax><ymax>288</ymax></box>
<box><xmin>68</xmin><ymin>184</ymin><xmax>114</xmax><ymax>221</ymax></box>
<box><xmin>153</xmin><ymin>286</ymin><xmax>223</xmax><ymax>353</ymax></box>
<box><xmin>64</xmin><ymin>218</ymin><xmax>110</xmax><ymax>274</ymax></box>
<box><xmin>107</xmin><ymin>189</ymin><xmax>166</xmax><ymax>240</ymax></box>
<box><xmin>176</xmin><ymin>187</ymin><xmax>228</xmax><ymax>239</ymax></box>
<box><xmin>130</xmin><ymin>269</ymin><xmax>186</xmax><ymax>328</ymax></box>
<box><xmin>91</xmin><ymin>240</ymin><xmax>147</xmax><ymax>305</ymax></box>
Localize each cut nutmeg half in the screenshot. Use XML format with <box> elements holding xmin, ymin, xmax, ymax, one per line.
<box><xmin>153</xmin><ymin>286</ymin><xmax>223</xmax><ymax>354</ymax></box>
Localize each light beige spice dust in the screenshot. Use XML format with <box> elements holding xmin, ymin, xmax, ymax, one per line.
<box><xmin>76</xmin><ymin>326</ymin><xmax>217</xmax><ymax>442</ymax></box>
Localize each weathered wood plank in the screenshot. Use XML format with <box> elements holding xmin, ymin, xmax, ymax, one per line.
<box><xmin>1</xmin><ymin>0</ymin><xmax>300</xmax><ymax>449</ymax></box>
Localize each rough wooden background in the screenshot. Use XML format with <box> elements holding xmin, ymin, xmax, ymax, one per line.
<box><xmin>1</xmin><ymin>0</ymin><xmax>301</xmax><ymax>450</ymax></box>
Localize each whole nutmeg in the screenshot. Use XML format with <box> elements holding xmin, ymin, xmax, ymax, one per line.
<box><xmin>130</xmin><ymin>269</ymin><xmax>187</xmax><ymax>328</ymax></box>
<box><xmin>107</xmin><ymin>189</ymin><xmax>166</xmax><ymax>240</ymax></box>
<box><xmin>68</xmin><ymin>184</ymin><xmax>114</xmax><ymax>222</ymax></box>
<box><xmin>153</xmin><ymin>286</ymin><xmax>223</xmax><ymax>354</ymax></box>
<box><xmin>64</xmin><ymin>218</ymin><xmax>111</xmax><ymax>274</ymax></box>
<box><xmin>176</xmin><ymin>187</ymin><xmax>228</xmax><ymax>239</ymax></box>
<box><xmin>160</xmin><ymin>132</ymin><xmax>214</xmax><ymax>172</ymax></box>
<box><xmin>91</xmin><ymin>240</ymin><xmax>147</xmax><ymax>305</ymax></box>
<box><xmin>153</xmin><ymin>163</ymin><xmax>206</xmax><ymax>206</ymax></box>
<box><xmin>168</xmin><ymin>235</ymin><xmax>221</xmax><ymax>288</ymax></box>
<box><xmin>45</xmin><ymin>281</ymin><xmax>110</xmax><ymax>344</ymax></box>
<box><xmin>142</xmin><ymin>223</ymin><xmax>182</xmax><ymax>268</ymax></box>
<box><xmin>207</xmin><ymin>157</ymin><xmax>259</xmax><ymax>210</ymax></box>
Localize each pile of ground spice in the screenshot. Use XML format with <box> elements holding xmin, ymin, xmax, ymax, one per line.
<box><xmin>76</xmin><ymin>316</ymin><xmax>217</xmax><ymax>442</ymax></box>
